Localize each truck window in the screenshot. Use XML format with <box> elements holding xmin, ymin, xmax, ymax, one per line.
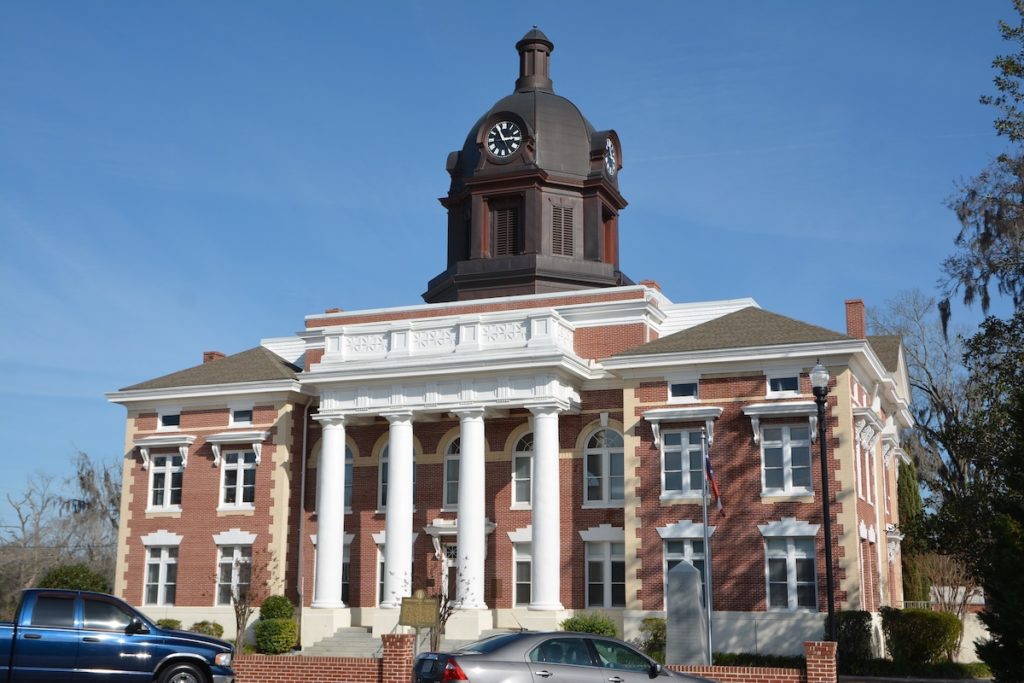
<box><xmin>30</xmin><ymin>596</ymin><xmax>76</xmax><ymax>628</ymax></box>
<box><xmin>83</xmin><ymin>598</ymin><xmax>133</xmax><ymax>631</ymax></box>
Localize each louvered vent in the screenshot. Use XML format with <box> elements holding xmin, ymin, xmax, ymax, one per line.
<box><xmin>552</xmin><ymin>205</ymin><xmax>574</xmax><ymax>256</ymax></box>
<box><xmin>494</xmin><ymin>207</ymin><xmax>520</xmax><ymax>256</ymax></box>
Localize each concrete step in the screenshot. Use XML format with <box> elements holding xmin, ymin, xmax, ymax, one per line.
<box><xmin>302</xmin><ymin>626</ymin><xmax>383</xmax><ymax>658</ymax></box>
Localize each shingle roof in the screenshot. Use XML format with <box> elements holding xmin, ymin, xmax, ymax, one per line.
<box><xmin>121</xmin><ymin>347</ymin><xmax>299</xmax><ymax>391</ymax></box>
<box><xmin>868</xmin><ymin>335</ymin><xmax>902</xmax><ymax>372</ymax></box>
<box><xmin>616</xmin><ymin>306</ymin><xmax>848</xmax><ymax>356</ymax></box>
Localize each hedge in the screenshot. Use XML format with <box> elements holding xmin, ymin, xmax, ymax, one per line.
<box><xmin>254</xmin><ymin>618</ymin><xmax>298</xmax><ymax>654</ymax></box>
<box><xmin>189</xmin><ymin>620</ymin><xmax>224</xmax><ymax>638</ymax></box>
<box><xmin>880</xmin><ymin>606</ymin><xmax>961</xmax><ymax>664</ymax></box>
<box><xmin>560</xmin><ymin>612</ymin><xmax>617</xmax><ymax>637</ymax></box>
<box><xmin>259</xmin><ymin>595</ymin><xmax>294</xmax><ymax>621</ymax></box>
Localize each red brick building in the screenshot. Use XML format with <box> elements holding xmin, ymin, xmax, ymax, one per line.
<box><xmin>107</xmin><ymin>29</ymin><xmax>911</xmax><ymax>654</ymax></box>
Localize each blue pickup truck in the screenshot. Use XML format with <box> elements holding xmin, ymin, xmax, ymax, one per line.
<box><xmin>0</xmin><ymin>589</ymin><xmax>235</xmax><ymax>682</ymax></box>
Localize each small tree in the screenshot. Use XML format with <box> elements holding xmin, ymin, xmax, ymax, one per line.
<box><xmin>919</xmin><ymin>553</ymin><xmax>981</xmax><ymax>659</ymax></box>
<box><xmin>214</xmin><ymin>548</ymin><xmax>278</xmax><ymax>653</ymax></box>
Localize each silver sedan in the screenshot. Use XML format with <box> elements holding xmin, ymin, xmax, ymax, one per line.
<box><xmin>412</xmin><ymin>631</ymin><xmax>713</xmax><ymax>683</ymax></box>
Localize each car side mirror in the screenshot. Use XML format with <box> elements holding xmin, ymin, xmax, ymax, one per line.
<box><xmin>649</xmin><ymin>662</ymin><xmax>664</xmax><ymax>678</ymax></box>
<box><xmin>126</xmin><ymin>617</ymin><xmax>148</xmax><ymax>634</ymax></box>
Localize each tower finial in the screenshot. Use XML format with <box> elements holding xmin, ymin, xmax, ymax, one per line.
<box><xmin>515</xmin><ymin>28</ymin><xmax>554</xmax><ymax>93</ymax></box>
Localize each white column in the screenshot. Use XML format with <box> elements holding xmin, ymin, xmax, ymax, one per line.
<box><xmin>530</xmin><ymin>406</ymin><xmax>563</xmax><ymax>610</ymax></box>
<box><xmin>312</xmin><ymin>415</ymin><xmax>346</xmax><ymax>608</ymax></box>
<box><xmin>380</xmin><ymin>412</ymin><xmax>415</xmax><ymax>608</ymax></box>
<box><xmin>454</xmin><ymin>408</ymin><xmax>487</xmax><ymax>609</ymax></box>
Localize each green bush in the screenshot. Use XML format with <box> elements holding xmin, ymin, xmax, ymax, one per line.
<box><xmin>36</xmin><ymin>564</ymin><xmax>109</xmax><ymax>593</ymax></box>
<box><xmin>156</xmin><ymin>618</ymin><xmax>182</xmax><ymax>630</ymax></box>
<box><xmin>259</xmin><ymin>595</ymin><xmax>294</xmax><ymax>621</ymax></box>
<box><xmin>880</xmin><ymin>607</ymin><xmax>962</xmax><ymax>664</ymax></box>
<box><xmin>560</xmin><ymin>612</ymin><xmax>617</xmax><ymax>637</ymax></box>
<box><xmin>713</xmin><ymin>652</ymin><xmax>805</xmax><ymax>668</ymax></box>
<box><xmin>831</xmin><ymin>610</ymin><xmax>874</xmax><ymax>664</ymax></box>
<box><xmin>633</xmin><ymin>617</ymin><xmax>666</xmax><ymax>663</ymax></box>
<box><xmin>254</xmin><ymin>618</ymin><xmax>298</xmax><ymax>654</ymax></box>
<box><xmin>842</xmin><ymin>657</ymin><xmax>990</xmax><ymax>679</ymax></box>
<box><xmin>188</xmin><ymin>620</ymin><xmax>224</xmax><ymax>638</ymax></box>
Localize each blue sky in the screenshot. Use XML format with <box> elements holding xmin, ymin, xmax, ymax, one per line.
<box><xmin>0</xmin><ymin>2</ymin><xmax>1015</xmax><ymax>513</ymax></box>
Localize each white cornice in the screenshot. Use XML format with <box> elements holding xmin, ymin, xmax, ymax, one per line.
<box><xmin>107</xmin><ymin>379</ymin><xmax>309</xmax><ymax>407</ymax></box>
<box><xmin>600</xmin><ymin>339</ymin><xmax>864</xmax><ymax>374</ymax></box>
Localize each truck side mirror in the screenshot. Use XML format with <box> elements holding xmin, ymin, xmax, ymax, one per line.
<box><xmin>126</xmin><ymin>617</ymin><xmax>148</xmax><ymax>634</ymax></box>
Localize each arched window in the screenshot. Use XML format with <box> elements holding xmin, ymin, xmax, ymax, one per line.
<box><xmin>584</xmin><ymin>429</ymin><xmax>624</xmax><ymax>506</ymax></box>
<box><xmin>443</xmin><ymin>438</ymin><xmax>460</xmax><ymax>509</ymax></box>
<box><xmin>512</xmin><ymin>433</ymin><xmax>533</xmax><ymax>507</ymax></box>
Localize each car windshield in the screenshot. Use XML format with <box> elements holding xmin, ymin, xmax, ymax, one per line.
<box><xmin>457</xmin><ymin>633</ymin><xmax>523</xmax><ymax>654</ymax></box>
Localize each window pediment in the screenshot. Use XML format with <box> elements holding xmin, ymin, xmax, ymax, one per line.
<box><xmin>657</xmin><ymin>520</ymin><xmax>716</xmax><ymax>539</ymax></box>
<box><xmin>742</xmin><ymin>401</ymin><xmax>818</xmax><ymax>444</ymax></box>
<box><xmin>644</xmin><ymin>406</ymin><xmax>723</xmax><ymax>447</ymax></box>
<box><xmin>206</xmin><ymin>430</ymin><xmax>270</xmax><ymax>466</ymax></box>
<box><xmin>758</xmin><ymin>516</ymin><xmax>819</xmax><ymax>537</ymax></box>
<box><xmin>134</xmin><ymin>434</ymin><xmax>197</xmax><ymax>470</ymax></box>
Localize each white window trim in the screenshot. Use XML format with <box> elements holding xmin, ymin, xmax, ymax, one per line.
<box><xmin>644</xmin><ymin>407</ymin><xmax>722</xmax><ymax>449</ymax></box>
<box><xmin>660</xmin><ymin>428</ymin><xmax>705</xmax><ymax>501</ymax></box>
<box><xmin>579</xmin><ymin>524</ymin><xmax>625</xmax><ymax>543</ymax></box>
<box><xmin>377</xmin><ymin>445</ymin><xmax>418</xmax><ymax>513</ymax></box>
<box><xmin>213</xmin><ymin>528</ymin><xmax>257</xmax><ymax>545</ymax></box>
<box><xmin>143</xmin><ymin>545</ymin><xmax>178</xmax><ymax>607</ymax></box>
<box><xmin>141</xmin><ymin>529</ymin><xmax>184</xmax><ymax>546</ymax></box>
<box><xmin>764</xmin><ymin>536</ymin><xmax>817</xmax><ymax>612</ymax></box>
<box><xmin>766</xmin><ymin>369</ymin><xmax>802</xmax><ymax>399</ymax></box>
<box><xmin>758</xmin><ymin>517</ymin><xmax>820</xmax><ymax>537</ymax></box>
<box><xmin>217</xmin><ymin>448</ymin><xmax>258</xmax><ymax>511</ymax></box>
<box><xmin>215</xmin><ymin>544</ymin><xmax>252</xmax><ymax>607</ymax></box>
<box><xmin>513</xmin><ymin>542</ymin><xmax>532</xmax><ymax>607</ymax></box>
<box><xmin>344</xmin><ymin>445</ymin><xmax>354</xmax><ymax>514</ymax></box>
<box><xmin>759</xmin><ymin>423</ymin><xmax>814</xmax><ymax>496</ymax></box>
<box><xmin>134</xmin><ymin>434</ymin><xmax>196</xmax><ymax>471</ymax></box>
<box><xmin>157</xmin><ymin>407</ymin><xmax>182</xmax><ymax>432</ymax></box>
<box><xmin>442</xmin><ymin>438</ymin><xmax>460</xmax><ymax>511</ymax></box>
<box><xmin>228</xmin><ymin>402</ymin><xmax>255</xmax><ymax>428</ymax></box>
<box><xmin>206</xmin><ymin>431</ymin><xmax>269</xmax><ymax>467</ymax></box>
<box><xmin>742</xmin><ymin>402</ymin><xmax>817</xmax><ymax>445</ymax></box>
<box><xmin>666</xmin><ymin>373</ymin><xmax>700</xmax><ymax>404</ymax></box>
<box><xmin>511</xmin><ymin>434</ymin><xmax>533</xmax><ymax>510</ymax></box>
<box><xmin>585</xmin><ymin>540</ymin><xmax>626</xmax><ymax>609</ymax></box>
<box><xmin>308</xmin><ymin>533</ymin><xmax>355</xmax><ymax>605</ymax></box>
<box><xmin>146</xmin><ymin>452</ymin><xmax>184</xmax><ymax>512</ymax></box>
<box><xmin>582</xmin><ymin>429</ymin><xmax>625</xmax><ymax>509</ymax></box>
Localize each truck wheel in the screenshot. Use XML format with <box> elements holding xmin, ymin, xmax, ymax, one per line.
<box><xmin>158</xmin><ymin>662</ymin><xmax>207</xmax><ymax>683</ymax></box>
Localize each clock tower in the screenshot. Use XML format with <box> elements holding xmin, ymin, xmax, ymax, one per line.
<box><xmin>423</xmin><ymin>28</ymin><xmax>631</xmax><ymax>303</ymax></box>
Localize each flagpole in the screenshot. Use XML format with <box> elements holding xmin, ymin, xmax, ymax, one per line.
<box><xmin>701</xmin><ymin>427</ymin><xmax>713</xmax><ymax>666</ymax></box>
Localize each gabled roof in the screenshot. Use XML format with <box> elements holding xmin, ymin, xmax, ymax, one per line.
<box><xmin>616</xmin><ymin>306</ymin><xmax>848</xmax><ymax>356</ymax></box>
<box><xmin>121</xmin><ymin>347</ymin><xmax>300</xmax><ymax>391</ymax></box>
<box><xmin>867</xmin><ymin>335</ymin><xmax>901</xmax><ymax>372</ymax></box>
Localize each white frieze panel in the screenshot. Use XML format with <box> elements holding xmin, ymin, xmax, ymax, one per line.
<box><xmin>316</xmin><ymin>310</ymin><xmax>575</xmax><ymax>366</ymax></box>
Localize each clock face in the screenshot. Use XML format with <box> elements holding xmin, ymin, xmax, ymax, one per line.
<box><xmin>487</xmin><ymin>121</ymin><xmax>523</xmax><ymax>158</ymax></box>
<box><xmin>604</xmin><ymin>138</ymin><xmax>617</xmax><ymax>176</ymax></box>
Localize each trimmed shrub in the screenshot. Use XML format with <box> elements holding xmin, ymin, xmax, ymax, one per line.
<box><xmin>713</xmin><ymin>652</ymin><xmax>805</xmax><ymax>668</ymax></box>
<box><xmin>254</xmin><ymin>618</ymin><xmax>298</xmax><ymax>654</ymax></box>
<box><xmin>880</xmin><ymin>607</ymin><xmax>962</xmax><ymax>664</ymax></box>
<box><xmin>37</xmin><ymin>564</ymin><xmax>109</xmax><ymax>593</ymax></box>
<box><xmin>831</xmin><ymin>610</ymin><xmax>874</xmax><ymax>665</ymax></box>
<box><xmin>842</xmin><ymin>657</ymin><xmax>990</xmax><ymax>679</ymax></box>
<box><xmin>156</xmin><ymin>618</ymin><xmax>182</xmax><ymax>630</ymax></box>
<box><xmin>633</xmin><ymin>617</ymin><xmax>666</xmax><ymax>663</ymax></box>
<box><xmin>259</xmin><ymin>595</ymin><xmax>294</xmax><ymax>621</ymax></box>
<box><xmin>189</xmin><ymin>621</ymin><xmax>224</xmax><ymax>638</ymax></box>
<box><xmin>560</xmin><ymin>612</ymin><xmax>617</xmax><ymax>637</ymax></box>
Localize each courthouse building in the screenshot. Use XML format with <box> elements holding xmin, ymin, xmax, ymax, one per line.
<box><xmin>108</xmin><ymin>29</ymin><xmax>912</xmax><ymax>653</ymax></box>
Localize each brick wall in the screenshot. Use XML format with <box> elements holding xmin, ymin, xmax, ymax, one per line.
<box><xmin>233</xmin><ymin>655</ymin><xmax>380</xmax><ymax>682</ymax></box>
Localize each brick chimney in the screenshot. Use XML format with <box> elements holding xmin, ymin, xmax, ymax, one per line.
<box><xmin>639</xmin><ymin>279</ymin><xmax>662</xmax><ymax>292</ymax></box>
<box><xmin>203</xmin><ymin>350</ymin><xmax>226</xmax><ymax>364</ymax></box>
<box><xmin>845</xmin><ymin>299</ymin><xmax>866</xmax><ymax>339</ymax></box>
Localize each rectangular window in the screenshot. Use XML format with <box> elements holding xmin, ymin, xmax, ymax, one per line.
<box><xmin>216</xmin><ymin>545</ymin><xmax>252</xmax><ymax>605</ymax></box>
<box><xmin>586</xmin><ymin>542</ymin><xmax>625</xmax><ymax>608</ymax></box>
<box><xmin>766</xmin><ymin>537</ymin><xmax>816</xmax><ymax>610</ymax></box>
<box><xmin>767</xmin><ymin>374</ymin><xmax>800</xmax><ymax>397</ymax></box>
<box><xmin>444</xmin><ymin>456</ymin><xmax>459</xmax><ymax>509</ymax></box>
<box><xmin>669</xmin><ymin>382</ymin><xmax>699</xmax><ymax>400</ymax></box>
<box><xmin>231</xmin><ymin>408</ymin><xmax>253</xmax><ymax>426</ymax></box>
<box><xmin>585</xmin><ymin>452</ymin><xmax>624</xmax><ymax>504</ymax></box>
<box><xmin>665</xmin><ymin>539</ymin><xmax>707</xmax><ymax>607</ymax></box>
<box><xmin>158</xmin><ymin>413</ymin><xmax>180</xmax><ymax>430</ymax></box>
<box><xmin>552</xmin><ymin>205</ymin><xmax>574</xmax><ymax>256</ymax></box>
<box><xmin>149</xmin><ymin>454</ymin><xmax>183</xmax><ymax>509</ymax></box>
<box><xmin>144</xmin><ymin>546</ymin><xmax>178</xmax><ymax>606</ymax></box>
<box><xmin>512</xmin><ymin>453</ymin><xmax>531</xmax><ymax>506</ymax></box>
<box><xmin>761</xmin><ymin>425</ymin><xmax>812</xmax><ymax>493</ymax></box>
<box><xmin>493</xmin><ymin>206</ymin><xmax>520</xmax><ymax>256</ymax></box>
<box><xmin>514</xmin><ymin>542</ymin><xmax>532</xmax><ymax>607</ymax></box>
<box><xmin>221</xmin><ymin>451</ymin><xmax>257</xmax><ymax>506</ymax></box>
<box><xmin>662</xmin><ymin>430</ymin><xmax>704</xmax><ymax>496</ymax></box>
<box><xmin>341</xmin><ymin>543</ymin><xmax>351</xmax><ymax>605</ymax></box>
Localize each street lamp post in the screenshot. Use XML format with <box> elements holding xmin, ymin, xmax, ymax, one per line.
<box><xmin>810</xmin><ymin>360</ymin><xmax>837</xmax><ymax>643</ymax></box>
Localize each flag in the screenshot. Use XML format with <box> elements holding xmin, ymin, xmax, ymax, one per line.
<box><xmin>705</xmin><ymin>451</ymin><xmax>725</xmax><ymax>517</ymax></box>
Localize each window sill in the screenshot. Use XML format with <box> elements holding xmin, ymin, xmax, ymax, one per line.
<box><xmin>510</xmin><ymin>503</ymin><xmax>532</xmax><ymax>511</ymax></box>
<box><xmin>760</xmin><ymin>491</ymin><xmax>814</xmax><ymax>503</ymax></box>
<box><xmin>765</xmin><ymin>392</ymin><xmax>802</xmax><ymax>400</ymax></box>
<box><xmin>766</xmin><ymin>607</ymin><xmax>819</xmax><ymax>613</ymax></box>
<box><xmin>582</xmin><ymin>502</ymin><xmax>625</xmax><ymax>510</ymax></box>
<box><xmin>660</xmin><ymin>493</ymin><xmax>703</xmax><ymax>503</ymax></box>
<box><xmin>145</xmin><ymin>508</ymin><xmax>182</xmax><ymax>518</ymax></box>
<box><xmin>217</xmin><ymin>506</ymin><xmax>256</xmax><ymax>516</ymax></box>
